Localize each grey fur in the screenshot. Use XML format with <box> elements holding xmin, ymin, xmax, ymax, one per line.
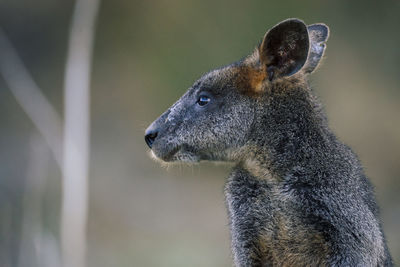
<box><xmin>145</xmin><ymin>18</ymin><xmax>392</xmax><ymax>266</ymax></box>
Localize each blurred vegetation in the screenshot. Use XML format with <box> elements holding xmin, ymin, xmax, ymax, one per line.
<box><xmin>0</xmin><ymin>0</ymin><xmax>399</xmax><ymax>266</ymax></box>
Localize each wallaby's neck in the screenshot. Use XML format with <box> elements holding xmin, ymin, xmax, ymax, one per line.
<box><xmin>242</xmin><ymin>81</ymin><xmax>334</xmax><ymax>180</ymax></box>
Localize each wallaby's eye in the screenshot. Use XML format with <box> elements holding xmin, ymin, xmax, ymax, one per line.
<box><xmin>197</xmin><ymin>95</ymin><xmax>211</xmax><ymax>106</ymax></box>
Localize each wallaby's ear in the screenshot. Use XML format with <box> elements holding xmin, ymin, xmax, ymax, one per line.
<box><xmin>259</xmin><ymin>19</ymin><xmax>309</xmax><ymax>81</ymax></box>
<box><xmin>303</xmin><ymin>23</ymin><xmax>329</xmax><ymax>74</ymax></box>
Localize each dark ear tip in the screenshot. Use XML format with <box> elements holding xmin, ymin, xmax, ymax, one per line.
<box><xmin>267</xmin><ymin>18</ymin><xmax>309</xmax><ymax>41</ymax></box>
<box><xmin>265</xmin><ymin>19</ymin><xmax>308</xmax><ymax>40</ymax></box>
<box><xmin>281</xmin><ymin>18</ymin><xmax>306</xmax><ymax>24</ymax></box>
<box><xmin>276</xmin><ymin>18</ymin><xmax>308</xmax><ymax>30</ymax></box>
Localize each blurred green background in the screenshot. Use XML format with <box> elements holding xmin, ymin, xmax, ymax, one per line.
<box><xmin>0</xmin><ymin>0</ymin><xmax>399</xmax><ymax>266</ymax></box>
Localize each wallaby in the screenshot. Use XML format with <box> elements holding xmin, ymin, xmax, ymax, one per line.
<box><xmin>145</xmin><ymin>18</ymin><xmax>392</xmax><ymax>266</ymax></box>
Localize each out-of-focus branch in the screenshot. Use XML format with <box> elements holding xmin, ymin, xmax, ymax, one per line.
<box><xmin>61</xmin><ymin>0</ymin><xmax>100</xmax><ymax>267</ymax></box>
<box><xmin>0</xmin><ymin>1</ymin><xmax>100</xmax><ymax>266</ymax></box>
<box><xmin>19</xmin><ymin>134</ymin><xmax>61</xmax><ymax>267</ymax></box>
<box><xmin>0</xmin><ymin>28</ymin><xmax>63</xmax><ymax>166</ymax></box>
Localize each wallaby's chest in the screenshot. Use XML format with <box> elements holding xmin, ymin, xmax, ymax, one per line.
<box><xmin>225</xmin><ymin>168</ymin><xmax>292</xmax><ymax>232</ymax></box>
<box><xmin>225</xmin><ymin>168</ymin><xmax>329</xmax><ymax>266</ymax></box>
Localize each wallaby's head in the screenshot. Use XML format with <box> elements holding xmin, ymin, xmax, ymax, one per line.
<box><xmin>145</xmin><ymin>19</ymin><xmax>329</xmax><ymax>163</ymax></box>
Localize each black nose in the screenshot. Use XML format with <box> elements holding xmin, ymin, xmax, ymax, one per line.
<box><xmin>145</xmin><ymin>128</ymin><xmax>158</xmax><ymax>148</ymax></box>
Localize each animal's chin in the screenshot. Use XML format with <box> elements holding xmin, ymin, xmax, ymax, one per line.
<box><xmin>151</xmin><ymin>145</ymin><xmax>200</xmax><ymax>163</ymax></box>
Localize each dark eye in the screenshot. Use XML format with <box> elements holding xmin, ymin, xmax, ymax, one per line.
<box><xmin>197</xmin><ymin>95</ymin><xmax>211</xmax><ymax>106</ymax></box>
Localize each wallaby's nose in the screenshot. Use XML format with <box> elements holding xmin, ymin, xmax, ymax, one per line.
<box><xmin>145</xmin><ymin>127</ymin><xmax>158</xmax><ymax>149</ymax></box>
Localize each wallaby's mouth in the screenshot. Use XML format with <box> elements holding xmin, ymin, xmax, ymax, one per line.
<box><xmin>151</xmin><ymin>143</ymin><xmax>200</xmax><ymax>163</ymax></box>
<box><xmin>159</xmin><ymin>145</ymin><xmax>180</xmax><ymax>162</ymax></box>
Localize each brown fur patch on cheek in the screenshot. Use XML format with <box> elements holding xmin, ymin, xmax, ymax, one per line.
<box><xmin>234</xmin><ymin>66</ymin><xmax>267</xmax><ymax>95</ymax></box>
